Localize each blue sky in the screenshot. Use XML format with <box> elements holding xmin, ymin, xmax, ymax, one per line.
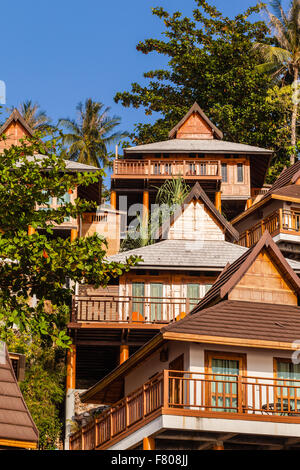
<box><xmin>2</xmin><ymin>0</ymin><xmax>264</xmax><ymax>135</ymax></box>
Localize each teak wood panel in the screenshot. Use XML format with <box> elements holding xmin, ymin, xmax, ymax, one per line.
<box><xmin>229</xmin><ymin>250</ymin><xmax>297</xmax><ymax>305</ymax></box>
<box><xmin>176</xmin><ymin>112</ymin><xmax>213</xmax><ymax>140</ymax></box>
<box><xmin>0</xmin><ymin>120</ymin><xmax>31</xmax><ymax>150</ymax></box>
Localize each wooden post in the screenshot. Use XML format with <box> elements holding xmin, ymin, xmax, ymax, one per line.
<box><xmin>70</xmin><ymin>229</ymin><xmax>78</xmax><ymax>242</ymax></box>
<box><xmin>163</xmin><ymin>369</ymin><xmax>169</xmax><ymax>408</ymax></box>
<box><xmin>28</xmin><ymin>225</ymin><xmax>36</xmax><ymax>236</ymax></box>
<box><xmin>143</xmin><ymin>437</ymin><xmax>155</xmax><ymax>450</ymax></box>
<box><xmin>246</xmin><ymin>198</ymin><xmax>252</xmax><ymax>209</ymax></box>
<box><xmin>142</xmin><ymin>190</ymin><xmax>149</xmax><ymax>226</ymax></box>
<box><xmin>120</xmin><ymin>345</ymin><xmax>129</xmax><ymax>364</ymax></box>
<box><xmin>66</xmin><ymin>344</ymin><xmax>76</xmax><ymax>390</ymax></box>
<box><xmin>214</xmin><ymin>191</ymin><xmax>221</xmax><ymax>213</ymax></box>
<box><xmin>279</xmin><ymin>208</ymin><xmax>283</xmax><ymax>231</ymax></box>
<box><xmin>110</xmin><ymin>190</ymin><xmax>117</xmax><ymax>210</ymax></box>
<box><xmin>245</xmin><ymin>230</ymin><xmax>250</xmax><ymax>248</ymax></box>
<box><xmin>213</xmin><ymin>441</ymin><xmax>224</xmax><ymax>450</ymax></box>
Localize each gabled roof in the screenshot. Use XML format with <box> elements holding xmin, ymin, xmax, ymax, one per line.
<box><xmin>0</xmin><ymin>343</ymin><xmax>38</xmax><ymax>448</ymax></box>
<box><xmin>264</xmin><ymin>160</ymin><xmax>300</xmax><ymax>197</ymax></box>
<box><xmin>190</xmin><ymin>230</ymin><xmax>300</xmax><ymax>314</ymax></box>
<box><xmin>168</xmin><ymin>102</ymin><xmax>223</xmax><ymax>140</ymax></box>
<box><xmin>0</xmin><ymin>109</ymin><xmax>34</xmax><ymax>137</ymax></box>
<box><xmin>157</xmin><ymin>182</ymin><xmax>239</xmax><ymax>242</ymax></box>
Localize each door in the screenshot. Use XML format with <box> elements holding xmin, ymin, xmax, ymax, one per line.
<box><xmin>169</xmin><ymin>354</ymin><xmax>184</xmax><ymax>407</ymax></box>
<box><xmin>132</xmin><ymin>282</ymin><xmax>145</xmax><ymax>319</ymax></box>
<box><xmin>275</xmin><ymin>359</ymin><xmax>300</xmax><ymax>413</ymax></box>
<box><xmin>206</xmin><ymin>352</ymin><xmax>246</xmax><ymax>413</ymax></box>
<box><xmin>150</xmin><ymin>283</ymin><xmax>163</xmax><ymax>321</ymax></box>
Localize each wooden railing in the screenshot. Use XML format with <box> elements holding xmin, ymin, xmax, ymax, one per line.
<box><xmin>113</xmin><ymin>159</ymin><xmax>221</xmax><ymax>178</ymax></box>
<box><xmin>72</xmin><ymin>295</ymin><xmax>200</xmax><ymax>324</ymax></box>
<box><xmin>69</xmin><ymin>370</ymin><xmax>300</xmax><ymax>450</ymax></box>
<box><xmin>238</xmin><ymin>209</ymin><xmax>300</xmax><ymax>248</ymax></box>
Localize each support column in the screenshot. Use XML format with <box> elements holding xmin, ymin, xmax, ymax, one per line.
<box><xmin>246</xmin><ymin>198</ymin><xmax>252</xmax><ymax>209</ymax></box>
<box><xmin>65</xmin><ymin>344</ymin><xmax>76</xmax><ymax>450</ymax></box>
<box><xmin>142</xmin><ymin>190</ymin><xmax>149</xmax><ymax>225</ymax></box>
<box><xmin>214</xmin><ymin>191</ymin><xmax>221</xmax><ymax>213</ymax></box>
<box><xmin>111</xmin><ymin>190</ymin><xmax>117</xmax><ymax>210</ymax></box>
<box><xmin>120</xmin><ymin>345</ymin><xmax>129</xmax><ymax>364</ymax></box>
<box><xmin>213</xmin><ymin>441</ymin><xmax>224</xmax><ymax>450</ymax></box>
<box><xmin>143</xmin><ymin>437</ymin><xmax>155</xmax><ymax>450</ymax></box>
<box><xmin>70</xmin><ymin>228</ymin><xmax>78</xmax><ymax>242</ymax></box>
<box><xmin>28</xmin><ymin>225</ymin><xmax>36</xmax><ymax>236</ymax></box>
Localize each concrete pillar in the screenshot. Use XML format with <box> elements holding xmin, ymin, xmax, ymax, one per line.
<box><xmin>70</xmin><ymin>229</ymin><xmax>78</xmax><ymax>242</ymax></box>
<box><xmin>120</xmin><ymin>345</ymin><xmax>129</xmax><ymax>364</ymax></box>
<box><xmin>111</xmin><ymin>190</ymin><xmax>117</xmax><ymax>210</ymax></box>
<box><xmin>215</xmin><ymin>191</ymin><xmax>221</xmax><ymax>213</ymax></box>
<box><xmin>143</xmin><ymin>437</ymin><xmax>155</xmax><ymax>450</ymax></box>
<box><xmin>65</xmin><ymin>345</ymin><xmax>76</xmax><ymax>450</ymax></box>
<box><xmin>28</xmin><ymin>225</ymin><xmax>36</xmax><ymax>236</ymax></box>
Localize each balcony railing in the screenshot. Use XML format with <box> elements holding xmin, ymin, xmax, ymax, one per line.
<box><xmin>112</xmin><ymin>159</ymin><xmax>221</xmax><ymax>178</ymax></box>
<box><xmin>71</xmin><ymin>295</ymin><xmax>199</xmax><ymax>324</ymax></box>
<box><xmin>238</xmin><ymin>209</ymin><xmax>300</xmax><ymax>248</ymax></box>
<box><xmin>70</xmin><ymin>370</ymin><xmax>300</xmax><ymax>450</ymax></box>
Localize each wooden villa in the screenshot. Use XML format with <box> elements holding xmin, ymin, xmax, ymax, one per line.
<box><xmin>111</xmin><ymin>102</ymin><xmax>273</xmax><ymax>222</ymax></box>
<box><xmin>70</xmin><ymin>232</ymin><xmax>300</xmax><ymax>451</ymax></box>
<box><xmin>233</xmin><ymin>161</ymin><xmax>300</xmax><ymax>259</ymax></box>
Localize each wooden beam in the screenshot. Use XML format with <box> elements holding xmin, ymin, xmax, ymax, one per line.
<box><xmin>70</xmin><ymin>228</ymin><xmax>78</xmax><ymax>242</ymax></box>
<box><xmin>110</xmin><ymin>190</ymin><xmax>117</xmax><ymax>209</ymax></box>
<box><xmin>214</xmin><ymin>191</ymin><xmax>221</xmax><ymax>213</ymax></box>
<box><xmin>75</xmin><ymin>340</ymin><xmax>145</xmax><ymax>347</ymax></box>
<box><xmin>143</xmin><ymin>437</ymin><xmax>155</xmax><ymax>450</ymax></box>
<box><xmin>0</xmin><ymin>439</ymin><xmax>37</xmax><ymax>449</ymax></box>
<box><xmin>66</xmin><ymin>344</ymin><xmax>76</xmax><ymax>390</ymax></box>
<box><xmin>120</xmin><ymin>344</ymin><xmax>129</xmax><ymax>364</ymax></box>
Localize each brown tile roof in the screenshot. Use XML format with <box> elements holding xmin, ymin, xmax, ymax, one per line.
<box><xmin>0</xmin><ymin>343</ymin><xmax>38</xmax><ymax>447</ymax></box>
<box><xmin>271</xmin><ymin>184</ymin><xmax>300</xmax><ymax>199</ymax></box>
<box><xmin>190</xmin><ymin>231</ymin><xmax>300</xmax><ymax>314</ymax></box>
<box><xmin>262</xmin><ymin>160</ymin><xmax>300</xmax><ymax>199</ymax></box>
<box><xmin>162</xmin><ymin>299</ymin><xmax>300</xmax><ymax>344</ymax></box>
<box><xmin>157</xmin><ymin>182</ymin><xmax>239</xmax><ymax>242</ymax></box>
<box><xmin>168</xmin><ymin>102</ymin><xmax>223</xmax><ymax>140</ymax></box>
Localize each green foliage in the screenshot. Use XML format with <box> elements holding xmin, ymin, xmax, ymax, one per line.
<box><xmin>115</xmin><ymin>0</ymin><xmax>293</xmax><ymax>177</ymax></box>
<box><xmin>0</xmin><ymin>131</ymin><xmax>140</xmax><ymax>346</ymax></box>
<box><xmin>58</xmin><ymin>98</ymin><xmax>128</xmax><ymax>169</ymax></box>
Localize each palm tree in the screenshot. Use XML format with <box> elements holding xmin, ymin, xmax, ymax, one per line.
<box><xmin>58</xmin><ymin>99</ymin><xmax>127</xmax><ymax>168</ymax></box>
<box><xmin>254</xmin><ymin>0</ymin><xmax>300</xmax><ymax>164</ymax></box>
<box><xmin>13</xmin><ymin>100</ymin><xmax>52</xmax><ymax>131</ymax></box>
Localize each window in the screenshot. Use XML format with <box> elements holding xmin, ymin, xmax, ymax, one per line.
<box><xmin>187</xmin><ymin>284</ymin><xmax>200</xmax><ymax>308</ymax></box>
<box><xmin>164</xmin><ymin>163</ymin><xmax>172</xmax><ymax>175</ymax></box>
<box><xmin>169</xmin><ymin>354</ymin><xmax>184</xmax><ymax>406</ymax></box>
<box><xmin>200</xmin><ymin>163</ymin><xmax>206</xmax><ymax>176</ymax></box>
<box><xmin>237</xmin><ymin>163</ymin><xmax>244</xmax><ymax>183</ymax></box>
<box><xmin>206</xmin><ymin>351</ymin><xmax>246</xmax><ymax>413</ymax></box>
<box><xmin>189</xmin><ymin>163</ymin><xmax>196</xmax><ymax>175</ymax></box>
<box><xmin>275</xmin><ymin>359</ymin><xmax>300</xmax><ymax>412</ymax></box>
<box><xmin>132</xmin><ymin>282</ymin><xmax>145</xmax><ymax>317</ymax></box>
<box><xmin>150</xmin><ymin>283</ymin><xmax>163</xmax><ymax>321</ymax></box>
<box><xmin>221</xmin><ymin>163</ymin><xmax>227</xmax><ymax>182</ymax></box>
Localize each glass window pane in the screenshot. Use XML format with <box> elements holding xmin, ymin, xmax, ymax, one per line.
<box><xmin>187</xmin><ymin>284</ymin><xmax>200</xmax><ymax>307</ymax></box>
<box><xmin>132</xmin><ymin>282</ymin><xmax>145</xmax><ymax>316</ymax></box>
<box><xmin>237</xmin><ymin>164</ymin><xmax>243</xmax><ymax>182</ymax></box>
<box><xmin>150</xmin><ymin>283</ymin><xmax>163</xmax><ymax>321</ymax></box>
<box><xmin>221</xmin><ymin>163</ymin><xmax>227</xmax><ymax>182</ymax></box>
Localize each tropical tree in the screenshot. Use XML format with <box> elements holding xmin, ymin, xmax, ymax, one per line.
<box><xmin>58</xmin><ymin>98</ymin><xmax>127</xmax><ymax>169</ymax></box>
<box><xmin>12</xmin><ymin>100</ymin><xmax>52</xmax><ymax>131</ymax></box>
<box><xmin>254</xmin><ymin>0</ymin><xmax>300</xmax><ymax>164</ymax></box>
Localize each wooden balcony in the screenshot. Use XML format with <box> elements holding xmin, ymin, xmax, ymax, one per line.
<box><xmin>238</xmin><ymin>209</ymin><xmax>300</xmax><ymax>248</ymax></box>
<box><xmin>112</xmin><ymin>159</ymin><xmax>221</xmax><ymax>180</ymax></box>
<box><xmin>70</xmin><ymin>295</ymin><xmax>199</xmax><ymax>326</ymax></box>
<box><xmin>70</xmin><ymin>370</ymin><xmax>300</xmax><ymax>450</ymax></box>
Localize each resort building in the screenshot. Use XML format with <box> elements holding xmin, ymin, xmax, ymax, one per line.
<box><xmin>70</xmin><ymin>232</ymin><xmax>300</xmax><ymax>451</ymax></box>
<box><xmin>233</xmin><ymin>161</ymin><xmax>300</xmax><ymax>260</ymax></box>
<box><xmin>110</xmin><ymin>102</ymin><xmax>273</xmax><ymax>222</ymax></box>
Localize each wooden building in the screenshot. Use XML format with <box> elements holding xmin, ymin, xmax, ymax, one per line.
<box><xmin>111</xmin><ymin>102</ymin><xmax>273</xmax><ymax>222</ymax></box>
<box><xmin>232</xmin><ymin>161</ymin><xmax>300</xmax><ymax>259</ymax></box>
<box><xmin>66</xmin><ymin>183</ymin><xmax>300</xmax><ymax>448</ymax></box>
<box><xmin>0</xmin><ymin>109</ymin><xmax>122</xmax><ymax>254</ymax></box>
<box><xmin>0</xmin><ymin>342</ymin><xmax>38</xmax><ymax>449</ymax></box>
<box><xmin>70</xmin><ymin>232</ymin><xmax>300</xmax><ymax>451</ymax></box>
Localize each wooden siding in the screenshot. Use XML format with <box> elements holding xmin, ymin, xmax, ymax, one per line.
<box><xmin>229</xmin><ymin>251</ymin><xmax>297</xmax><ymax>305</ymax></box>
<box><xmin>176</xmin><ymin>111</ymin><xmax>214</xmax><ymax>140</ymax></box>
<box><xmin>0</xmin><ymin>120</ymin><xmax>31</xmax><ymax>150</ymax></box>
<box><xmin>82</xmin><ymin>211</ymin><xmax>121</xmax><ymax>255</ymax></box>
<box><xmin>167</xmin><ymin>200</ymin><xmax>224</xmax><ymax>241</ymax></box>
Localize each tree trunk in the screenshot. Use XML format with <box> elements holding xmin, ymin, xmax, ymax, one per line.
<box><xmin>291</xmin><ymin>65</ymin><xmax>299</xmax><ymax>165</ymax></box>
